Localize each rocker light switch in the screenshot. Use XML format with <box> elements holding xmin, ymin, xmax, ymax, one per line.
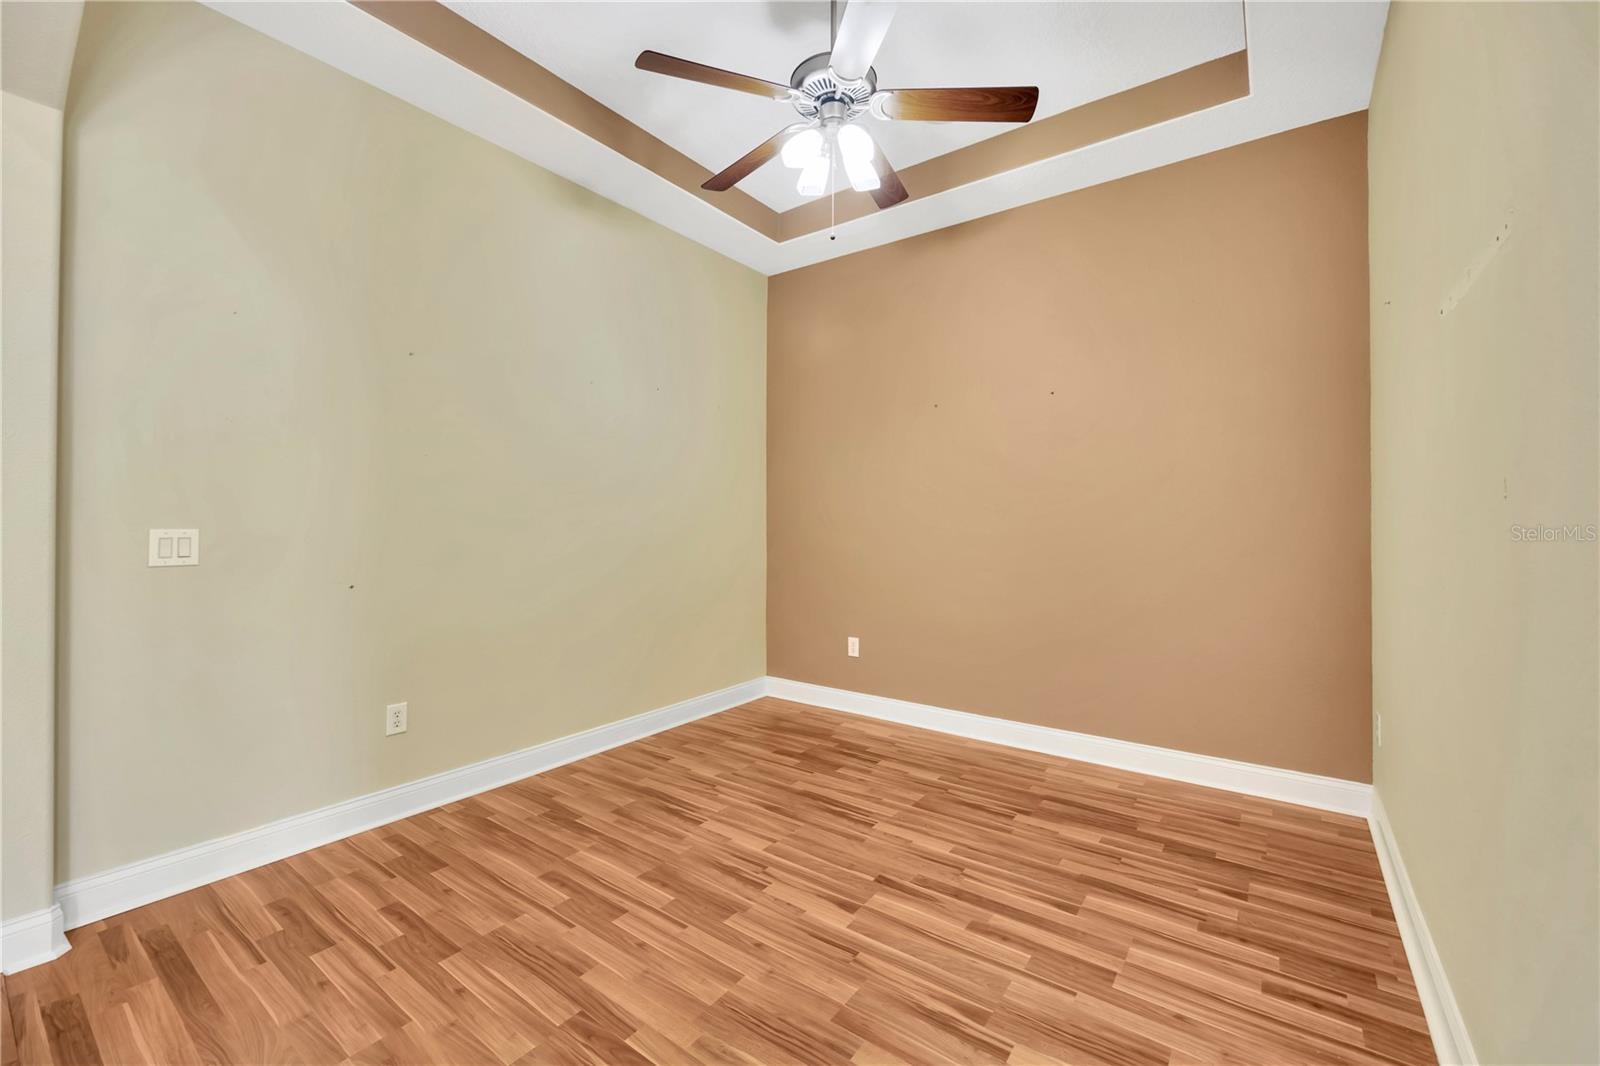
<box><xmin>149</xmin><ymin>529</ymin><xmax>200</xmax><ymax>567</ymax></box>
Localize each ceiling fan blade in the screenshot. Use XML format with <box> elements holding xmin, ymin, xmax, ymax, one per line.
<box><xmin>868</xmin><ymin>141</ymin><xmax>908</xmax><ymax>209</ymax></box>
<box><xmin>829</xmin><ymin>0</ymin><xmax>896</xmax><ymax>82</ymax></box>
<box><xmin>703</xmin><ymin>125</ymin><xmax>806</xmax><ymax>192</ymax></box>
<box><xmin>872</xmin><ymin>86</ymin><xmax>1040</xmax><ymax>123</ymax></box>
<box><xmin>635</xmin><ymin>50</ymin><xmax>792</xmax><ymax>101</ymax></box>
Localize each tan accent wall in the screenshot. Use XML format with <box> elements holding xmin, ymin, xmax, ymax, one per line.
<box><xmin>769</xmin><ymin>114</ymin><xmax>1372</xmax><ymax>782</ymax></box>
<box><xmin>57</xmin><ymin>0</ymin><xmax>766</xmax><ymax>883</ymax></box>
<box><xmin>1369</xmin><ymin>4</ymin><xmax>1599</xmax><ymax>1064</ymax></box>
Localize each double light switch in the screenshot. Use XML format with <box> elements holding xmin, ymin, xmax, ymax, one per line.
<box><xmin>148</xmin><ymin>528</ymin><xmax>200</xmax><ymax>567</ymax></box>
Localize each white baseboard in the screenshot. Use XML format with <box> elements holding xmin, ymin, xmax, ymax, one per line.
<box><xmin>1368</xmin><ymin>792</ymin><xmax>1477</xmax><ymax>1065</ymax></box>
<box><xmin>18</xmin><ymin>676</ymin><xmax>1383</xmax><ymax>982</ymax></box>
<box><xmin>763</xmin><ymin>677</ymin><xmax>1372</xmax><ymax>817</ymax></box>
<box><xmin>0</xmin><ymin>904</ymin><xmax>69</xmax><ymax>975</ymax></box>
<box><xmin>17</xmin><ymin>669</ymin><xmax>1461</xmax><ymax>1066</ymax></box>
<box><xmin>48</xmin><ymin>677</ymin><xmax>766</xmax><ymax>949</ymax></box>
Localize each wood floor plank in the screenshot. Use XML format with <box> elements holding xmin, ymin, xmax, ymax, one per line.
<box><xmin>83</xmin><ymin>1003</ymin><xmax>156</xmax><ymax>1066</ymax></box>
<box><xmin>0</xmin><ymin>978</ymin><xmax>18</xmax><ymax>1066</ymax></box>
<box><xmin>7</xmin><ymin>992</ymin><xmax>54</xmax><ymax>1066</ymax></box>
<box><xmin>3</xmin><ymin>698</ymin><xmax>1433</xmax><ymax>1064</ymax></box>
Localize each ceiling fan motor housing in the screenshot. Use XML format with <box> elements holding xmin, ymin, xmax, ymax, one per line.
<box><xmin>790</xmin><ymin>51</ymin><xmax>875</xmax><ymax>123</ymax></box>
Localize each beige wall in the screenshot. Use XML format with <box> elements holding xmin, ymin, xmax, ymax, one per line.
<box><xmin>57</xmin><ymin>0</ymin><xmax>765</xmax><ymax>883</ymax></box>
<box><xmin>1369</xmin><ymin>4</ymin><xmax>1599</xmax><ymax>1064</ymax></box>
<box><xmin>769</xmin><ymin>114</ymin><xmax>1372</xmax><ymax>782</ymax></box>
<box><xmin>1</xmin><ymin>88</ymin><xmax>66</xmax><ymax>921</ymax></box>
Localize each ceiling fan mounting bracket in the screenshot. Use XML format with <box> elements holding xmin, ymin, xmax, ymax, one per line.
<box><xmin>789</xmin><ymin>51</ymin><xmax>876</xmax><ymax>123</ymax></box>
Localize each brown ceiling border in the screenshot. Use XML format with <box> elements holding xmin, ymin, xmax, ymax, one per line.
<box><xmin>350</xmin><ymin>2</ymin><xmax>1249</xmax><ymax>248</ymax></box>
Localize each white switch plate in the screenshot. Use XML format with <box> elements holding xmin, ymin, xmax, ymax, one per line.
<box><xmin>847</xmin><ymin>636</ymin><xmax>860</xmax><ymax>657</ymax></box>
<box><xmin>386</xmin><ymin>702</ymin><xmax>408</xmax><ymax>736</ymax></box>
<box><xmin>148</xmin><ymin>528</ymin><xmax>200</xmax><ymax>567</ymax></box>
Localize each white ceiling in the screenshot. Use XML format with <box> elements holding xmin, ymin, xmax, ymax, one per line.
<box><xmin>443</xmin><ymin>2</ymin><xmax>1245</xmax><ymax>213</ymax></box>
<box><xmin>205</xmin><ymin>1</ymin><xmax>1390</xmax><ymax>275</ymax></box>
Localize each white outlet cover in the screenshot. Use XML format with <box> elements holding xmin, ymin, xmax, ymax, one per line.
<box><xmin>148</xmin><ymin>528</ymin><xmax>200</xmax><ymax>567</ymax></box>
<box><xmin>386</xmin><ymin>702</ymin><xmax>408</xmax><ymax>736</ymax></box>
<box><xmin>847</xmin><ymin>636</ymin><xmax>860</xmax><ymax>658</ymax></box>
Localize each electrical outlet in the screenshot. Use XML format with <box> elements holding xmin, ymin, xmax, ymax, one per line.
<box><xmin>386</xmin><ymin>702</ymin><xmax>408</xmax><ymax>736</ymax></box>
<box><xmin>1375</xmin><ymin>713</ymin><xmax>1382</xmax><ymax>748</ymax></box>
<box><xmin>847</xmin><ymin>636</ymin><xmax>860</xmax><ymax>658</ymax></box>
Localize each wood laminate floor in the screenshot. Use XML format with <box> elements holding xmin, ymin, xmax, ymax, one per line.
<box><xmin>4</xmin><ymin>698</ymin><xmax>1434</xmax><ymax>1065</ymax></box>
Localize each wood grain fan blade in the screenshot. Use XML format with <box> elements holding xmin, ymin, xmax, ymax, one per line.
<box><xmin>703</xmin><ymin>126</ymin><xmax>804</xmax><ymax>192</ymax></box>
<box><xmin>869</xmin><ymin>143</ymin><xmax>908</xmax><ymax>209</ymax></box>
<box><xmin>635</xmin><ymin>50</ymin><xmax>792</xmax><ymax>101</ymax></box>
<box><xmin>874</xmin><ymin>86</ymin><xmax>1039</xmax><ymax>122</ymax></box>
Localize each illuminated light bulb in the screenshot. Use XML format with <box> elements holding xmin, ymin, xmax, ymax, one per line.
<box><xmin>836</xmin><ymin>124</ymin><xmax>880</xmax><ymax>192</ymax></box>
<box><xmin>836</xmin><ymin>123</ymin><xmax>873</xmax><ymax>166</ymax></box>
<box><xmin>797</xmin><ymin>154</ymin><xmax>830</xmax><ymax>197</ymax></box>
<box><xmin>781</xmin><ymin>128</ymin><xmax>823</xmax><ymax>169</ymax></box>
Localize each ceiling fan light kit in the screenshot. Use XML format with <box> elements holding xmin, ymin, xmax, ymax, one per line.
<box><xmin>634</xmin><ymin>0</ymin><xmax>1040</xmax><ymax>215</ymax></box>
<box><xmin>780</xmin><ymin>116</ymin><xmax>879</xmax><ymax>194</ymax></box>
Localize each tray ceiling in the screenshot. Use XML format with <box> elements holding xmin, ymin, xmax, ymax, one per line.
<box><xmin>443</xmin><ymin>2</ymin><xmax>1246</xmax><ymax>214</ymax></box>
<box><xmin>204</xmin><ymin>1</ymin><xmax>1389</xmax><ymax>275</ymax></box>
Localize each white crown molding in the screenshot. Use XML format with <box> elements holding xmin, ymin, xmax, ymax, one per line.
<box><xmin>1368</xmin><ymin>792</ymin><xmax>1478</xmax><ymax>1066</ymax></box>
<box><xmin>46</xmin><ymin>678</ymin><xmax>765</xmax><ymax>949</ymax></box>
<box><xmin>0</xmin><ymin>904</ymin><xmax>69</xmax><ymax>976</ymax></box>
<box><xmin>201</xmin><ymin>1</ymin><xmax>1389</xmax><ymax>275</ymax></box>
<box><xmin>763</xmin><ymin>676</ymin><xmax>1372</xmax><ymax>817</ymax></box>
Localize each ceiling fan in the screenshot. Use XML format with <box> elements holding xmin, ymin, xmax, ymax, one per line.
<box><xmin>634</xmin><ymin>0</ymin><xmax>1040</xmax><ymax>210</ymax></box>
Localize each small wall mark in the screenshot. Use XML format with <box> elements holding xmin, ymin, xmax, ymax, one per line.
<box><xmin>1440</xmin><ymin>210</ymin><xmax>1514</xmax><ymax>318</ymax></box>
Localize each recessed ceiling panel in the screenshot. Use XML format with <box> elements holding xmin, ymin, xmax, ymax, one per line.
<box><xmin>443</xmin><ymin>2</ymin><xmax>1245</xmax><ymax>213</ymax></box>
<box><xmin>208</xmin><ymin>0</ymin><xmax>1387</xmax><ymax>273</ymax></box>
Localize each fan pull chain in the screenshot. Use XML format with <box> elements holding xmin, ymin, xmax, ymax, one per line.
<box><xmin>829</xmin><ymin>160</ymin><xmax>836</xmax><ymax>241</ymax></box>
